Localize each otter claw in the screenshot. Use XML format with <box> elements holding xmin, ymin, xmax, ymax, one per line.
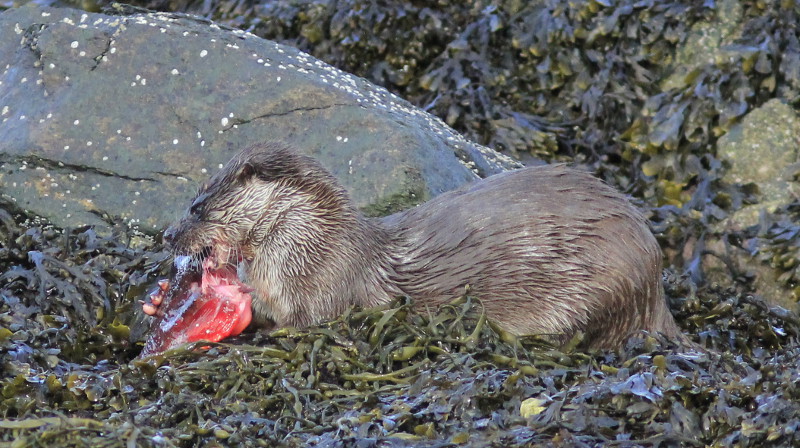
<box><xmin>142</xmin><ymin>302</ymin><xmax>159</xmax><ymax>316</ymax></box>
<box><xmin>142</xmin><ymin>280</ymin><xmax>169</xmax><ymax>316</ymax></box>
<box><xmin>158</xmin><ymin>279</ymin><xmax>170</xmax><ymax>291</ymax></box>
<box><xmin>149</xmin><ymin>290</ymin><xmax>163</xmax><ymax>305</ymax></box>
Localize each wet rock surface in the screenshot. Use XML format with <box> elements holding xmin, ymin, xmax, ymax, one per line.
<box><xmin>710</xmin><ymin>99</ymin><xmax>800</xmax><ymax>307</ymax></box>
<box><xmin>717</xmin><ymin>99</ymin><xmax>800</xmax><ymax>224</ymax></box>
<box><xmin>0</xmin><ymin>4</ymin><xmax>516</xmax><ymax>232</ymax></box>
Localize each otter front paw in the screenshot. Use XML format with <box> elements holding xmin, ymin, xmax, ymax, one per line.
<box><xmin>141</xmin><ymin>279</ymin><xmax>170</xmax><ymax>316</ymax></box>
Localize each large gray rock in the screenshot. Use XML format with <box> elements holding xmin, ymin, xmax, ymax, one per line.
<box><xmin>0</xmin><ymin>4</ymin><xmax>517</xmax><ymax>232</ymax></box>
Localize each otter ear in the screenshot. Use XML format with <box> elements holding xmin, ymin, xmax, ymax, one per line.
<box><xmin>235</xmin><ymin>162</ymin><xmax>257</xmax><ymax>183</ymax></box>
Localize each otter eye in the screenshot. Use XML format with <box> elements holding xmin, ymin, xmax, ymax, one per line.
<box><xmin>190</xmin><ymin>192</ymin><xmax>211</xmax><ymax>216</ymax></box>
<box><xmin>189</xmin><ymin>202</ymin><xmax>202</xmax><ymax>216</ymax></box>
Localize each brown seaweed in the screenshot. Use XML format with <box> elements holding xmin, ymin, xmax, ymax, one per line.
<box><xmin>2</xmin><ymin>211</ymin><xmax>800</xmax><ymax>446</ymax></box>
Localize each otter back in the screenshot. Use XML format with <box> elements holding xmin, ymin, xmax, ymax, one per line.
<box><xmin>382</xmin><ymin>164</ymin><xmax>683</xmax><ymax>348</ymax></box>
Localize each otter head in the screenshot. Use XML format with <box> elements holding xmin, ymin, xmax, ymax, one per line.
<box><xmin>163</xmin><ymin>142</ymin><xmax>353</xmax><ymax>269</ymax></box>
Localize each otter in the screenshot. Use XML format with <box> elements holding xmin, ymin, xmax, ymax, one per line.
<box><xmin>151</xmin><ymin>142</ymin><xmax>686</xmax><ymax>349</ymax></box>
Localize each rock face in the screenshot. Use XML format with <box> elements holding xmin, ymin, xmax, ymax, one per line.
<box><xmin>714</xmin><ymin>99</ymin><xmax>800</xmax><ymax>309</ymax></box>
<box><xmin>717</xmin><ymin>99</ymin><xmax>800</xmax><ymax>225</ymax></box>
<box><xmin>0</xmin><ymin>4</ymin><xmax>517</xmax><ymax>232</ymax></box>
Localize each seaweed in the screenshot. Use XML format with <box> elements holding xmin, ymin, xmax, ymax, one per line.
<box><xmin>748</xmin><ymin>201</ymin><xmax>800</xmax><ymax>300</ymax></box>
<box><xmin>2</xmin><ymin>211</ymin><xmax>800</xmax><ymax>446</ymax></box>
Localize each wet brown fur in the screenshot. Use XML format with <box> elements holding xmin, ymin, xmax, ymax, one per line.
<box><xmin>165</xmin><ymin>142</ymin><xmax>686</xmax><ymax>349</ymax></box>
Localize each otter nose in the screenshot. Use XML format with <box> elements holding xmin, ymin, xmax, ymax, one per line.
<box><xmin>163</xmin><ymin>226</ymin><xmax>177</xmax><ymax>245</ymax></box>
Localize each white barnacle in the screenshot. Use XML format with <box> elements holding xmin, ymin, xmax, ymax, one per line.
<box><xmin>200</xmin><ymin>50</ymin><xmax>208</xmax><ymax>57</ymax></box>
